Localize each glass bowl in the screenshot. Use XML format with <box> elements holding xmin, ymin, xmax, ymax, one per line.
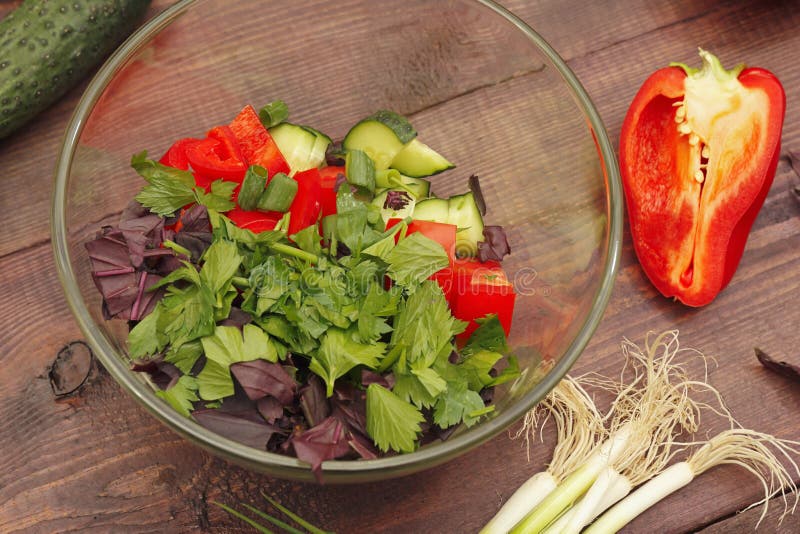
<box><xmin>52</xmin><ymin>0</ymin><xmax>621</xmax><ymax>483</ymax></box>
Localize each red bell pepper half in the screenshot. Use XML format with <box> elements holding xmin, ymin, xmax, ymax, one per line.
<box><xmin>228</xmin><ymin>105</ymin><xmax>291</xmax><ymax>178</ymax></box>
<box><xmin>620</xmin><ymin>49</ymin><xmax>785</xmax><ymax>306</ymax></box>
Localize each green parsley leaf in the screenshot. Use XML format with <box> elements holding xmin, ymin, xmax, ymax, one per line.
<box><xmin>391</xmin><ymin>281</ymin><xmax>466</xmax><ymax>367</ymax></box>
<box><xmin>366</xmin><ymin>383</ymin><xmax>425</xmax><ymax>453</ymax></box>
<box><xmin>196</xmin><ymin>179</ymin><xmax>237</xmax><ymax>212</ymax></box>
<box><xmin>155</xmin><ymin>375</ymin><xmax>199</xmax><ymax>417</ymax></box>
<box><xmin>386</xmin><ymin>232</ymin><xmax>449</xmax><ymax>287</ymax></box>
<box><xmin>291</xmin><ymin>225</ymin><xmax>323</xmax><ymax>256</ymax></box>
<box><xmin>157</xmin><ymin>284</ymin><xmax>216</xmax><ymax>347</ymax></box>
<box><xmin>361</xmin><ymin>232</ymin><xmax>396</xmax><ymax>261</ymax></box>
<box><xmin>164</xmin><ymin>340</ymin><xmax>204</xmax><ymax>374</ymax></box>
<box><xmin>131</xmin><ymin>151</ymin><xmax>196</xmax><ymax>216</ymax></box>
<box><xmin>334</xmin><ymin>188</ymin><xmax>383</xmax><ymax>254</ymax></box>
<box><xmin>201</xmin><ymin>325</ymin><xmax>246</xmax><ymax>366</ymax></box>
<box><xmin>356</xmin><ymin>283</ymin><xmax>394</xmax><ymax>343</ymax></box>
<box><xmin>462</xmin><ymin>314</ymin><xmax>509</xmax><ymax>356</ymax></box>
<box><xmin>309</xmin><ymin>327</ymin><xmax>385</xmax><ymax>396</ymax></box>
<box><xmin>393</xmin><ymin>367</ymin><xmax>447</xmax><ymax>409</ymax></box>
<box><xmin>200</xmin><ymin>239</ymin><xmax>242</xmax><ymax>296</ymax></box>
<box><xmin>459</xmin><ymin>349</ymin><xmax>504</xmax><ymax>390</ymax></box>
<box><xmin>241</xmin><ymin>324</ymin><xmax>278</xmax><ymax>363</ymax></box>
<box><xmin>127</xmin><ymin>306</ymin><xmax>165</xmax><ymax>358</ymax></box>
<box><xmin>148</xmin><ymin>261</ymin><xmax>201</xmax><ymax>291</ymax></box>
<box><xmin>433</xmin><ymin>380</ymin><xmax>486</xmax><ymax>429</ymax></box>
<box><xmin>196</xmin><ymin>358</ymin><xmax>235</xmax><ymax>400</ymax></box>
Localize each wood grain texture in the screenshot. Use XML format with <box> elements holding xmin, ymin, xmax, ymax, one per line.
<box><xmin>1</xmin><ymin>0</ymin><xmax>800</xmax><ymax>533</ymax></box>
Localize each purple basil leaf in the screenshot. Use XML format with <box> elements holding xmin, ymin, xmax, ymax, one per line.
<box><xmin>193</xmin><ymin>410</ymin><xmax>279</xmax><ymax>450</ymax></box>
<box><xmin>120</xmin><ymin>200</ymin><xmax>149</xmax><ymax>222</ymax></box>
<box><xmin>477</xmin><ymin>225</ymin><xmax>511</xmax><ymax>262</ymax></box>
<box><xmin>756</xmin><ymin>348</ymin><xmax>800</xmax><ymax>384</ymax></box>
<box><xmin>346</xmin><ymin>430</ymin><xmax>378</xmax><ymax>460</ymax></box>
<box><xmin>361</xmin><ymin>369</ymin><xmax>394</xmax><ymax>389</ymax></box>
<box><xmin>468</xmin><ymin>174</ymin><xmax>487</xmax><ymax>216</ymax></box>
<box><xmin>219</xmin><ymin>307</ymin><xmax>252</xmax><ymax>328</ymax></box>
<box><xmin>331</xmin><ymin>385</ymin><xmax>368</xmax><ymax>438</ymax></box>
<box><xmin>119</xmin><ymin>214</ymin><xmax>164</xmax><ymax>268</ymax></box>
<box><xmin>299</xmin><ymin>375</ymin><xmax>329</xmax><ymax>427</ymax></box>
<box><xmin>326</xmin><ymin>142</ymin><xmax>346</xmax><ymax>167</ymax></box>
<box><xmin>230</xmin><ymin>360</ymin><xmax>298</xmax><ymax>403</ymax></box>
<box><xmin>152</xmin><ymin>364</ymin><xmax>182</xmax><ymax>390</ymax></box>
<box><xmin>178</xmin><ymin>204</ymin><xmax>210</xmax><ymax>232</ymax></box>
<box><xmin>130</xmin><ymin>357</ymin><xmax>181</xmax><ymax>390</ymax></box>
<box><xmin>290</xmin><ymin>417</ymin><xmax>351</xmax><ymax>480</ymax></box>
<box><xmin>383</xmin><ymin>190</ymin><xmax>412</xmax><ymax>211</ymax></box>
<box><xmin>173</xmin><ymin>232</ymin><xmax>213</xmax><ymax>261</ymax></box>
<box><xmin>257</xmin><ymin>396</ymin><xmax>285</xmax><ymax>423</ymax></box>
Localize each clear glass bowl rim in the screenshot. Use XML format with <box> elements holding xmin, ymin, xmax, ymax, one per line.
<box><xmin>51</xmin><ymin>0</ymin><xmax>623</xmax><ymax>482</ymax></box>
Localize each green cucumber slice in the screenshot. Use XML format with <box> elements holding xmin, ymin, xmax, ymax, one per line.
<box><xmin>269</xmin><ymin>122</ymin><xmax>330</xmax><ymax>174</ymax></box>
<box><xmin>414</xmin><ymin>193</ymin><xmax>485</xmax><ymax>255</ymax></box>
<box><xmin>447</xmin><ymin>192</ymin><xmax>485</xmax><ymax>256</ymax></box>
<box><xmin>412</xmin><ymin>198</ymin><xmax>450</xmax><ymax>224</ymax></box>
<box><xmin>390</xmin><ymin>138</ymin><xmax>454</xmax><ymax>177</ymax></box>
<box><xmin>375</xmin><ymin>170</ymin><xmax>431</xmax><ymax>199</ymax></box>
<box><xmin>342</xmin><ymin>111</ymin><xmax>417</xmax><ymax>170</ymax></box>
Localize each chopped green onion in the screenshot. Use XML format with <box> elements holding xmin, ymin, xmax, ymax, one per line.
<box><xmin>345</xmin><ymin>149</ymin><xmax>376</xmax><ymax>194</ymax></box>
<box><xmin>258</xmin><ymin>173</ymin><xmax>298</xmax><ymax>212</ymax></box>
<box><xmin>238</xmin><ymin>165</ymin><xmax>268</xmax><ymax>211</ymax></box>
<box><xmin>160</xmin><ymin>239</ymin><xmax>192</xmax><ymax>258</ymax></box>
<box><xmin>258</xmin><ymin>100</ymin><xmax>289</xmax><ymax>128</ymax></box>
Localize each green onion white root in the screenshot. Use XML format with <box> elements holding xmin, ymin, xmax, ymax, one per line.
<box><xmin>482</xmin><ymin>331</ymin><xmax>799</xmax><ymax>534</ymax></box>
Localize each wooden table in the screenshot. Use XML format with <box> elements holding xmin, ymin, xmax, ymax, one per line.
<box><xmin>2</xmin><ymin>0</ymin><xmax>799</xmax><ymax>532</ymax></box>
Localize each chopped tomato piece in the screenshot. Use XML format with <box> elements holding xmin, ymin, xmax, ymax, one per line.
<box><xmin>287</xmin><ymin>168</ymin><xmax>322</xmax><ymax>236</ymax></box>
<box><xmin>450</xmin><ymin>258</ymin><xmax>515</xmax><ymax>340</ymax></box>
<box><xmin>158</xmin><ymin>137</ymin><xmax>200</xmax><ymax>170</ymax></box>
<box><xmin>185</xmin><ymin>127</ymin><xmax>248</xmax><ymax>185</ymax></box>
<box><xmin>227</xmin><ymin>208</ymin><xmax>282</xmax><ymax>233</ymax></box>
<box><xmin>228</xmin><ymin>105</ymin><xmax>291</xmax><ymax>178</ymax></box>
<box><xmin>318</xmin><ymin>165</ymin><xmax>345</xmax><ymax>216</ymax></box>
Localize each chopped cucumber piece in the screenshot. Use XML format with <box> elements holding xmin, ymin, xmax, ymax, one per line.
<box><xmin>390</xmin><ymin>138</ymin><xmax>454</xmax><ymax>177</ymax></box>
<box><xmin>372</xmin><ymin>189</ymin><xmax>417</xmax><ymax>223</ymax></box>
<box><xmin>414</xmin><ymin>193</ymin><xmax>484</xmax><ymax>255</ymax></box>
<box><xmin>413</xmin><ymin>198</ymin><xmax>450</xmax><ymax>223</ymax></box>
<box><xmin>448</xmin><ymin>192</ymin><xmax>485</xmax><ymax>256</ymax></box>
<box><xmin>343</xmin><ymin>110</ymin><xmax>417</xmax><ymax>170</ymax></box>
<box><xmin>375</xmin><ymin>170</ymin><xmax>431</xmax><ymax>199</ymax></box>
<box><xmin>269</xmin><ymin>122</ymin><xmax>330</xmax><ymax>174</ymax></box>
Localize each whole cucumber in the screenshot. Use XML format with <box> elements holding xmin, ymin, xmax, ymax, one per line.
<box><xmin>0</xmin><ymin>0</ymin><xmax>151</xmax><ymax>139</ymax></box>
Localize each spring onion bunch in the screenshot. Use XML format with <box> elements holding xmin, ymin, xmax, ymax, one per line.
<box><xmin>483</xmin><ymin>331</ymin><xmax>799</xmax><ymax>533</ymax></box>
